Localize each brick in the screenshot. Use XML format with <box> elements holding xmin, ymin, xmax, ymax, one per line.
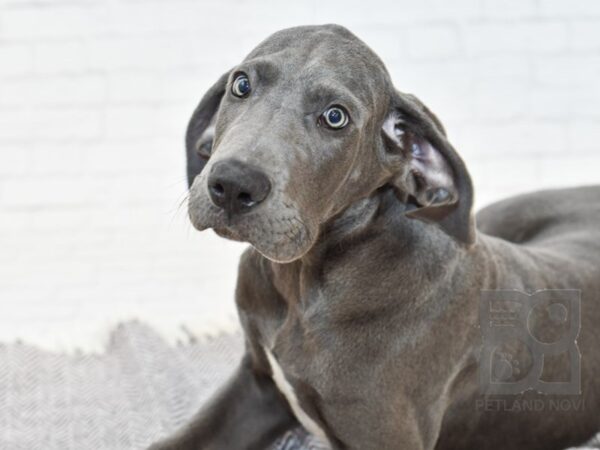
<box><xmin>0</xmin><ymin>0</ymin><xmax>97</xmax><ymax>6</ymax></box>
<box><xmin>31</xmin><ymin>108</ymin><xmax>104</xmax><ymax>140</ymax></box>
<box><xmin>87</xmin><ymin>36</ymin><xmax>212</xmax><ymax>71</ymax></box>
<box><xmin>458</xmin><ymin>122</ymin><xmax>568</xmax><ymax>156</ymax></box>
<box><xmin>528</xmin><ymin>87</ymin><xmax>600</xmax><ymax>120</ymax></box>
<box><xmin>154</xmin><ymin>104</ymin><xmax>194</xmax><ymax>138</ymax></box>
<box><xmin>474</xmin><ymin>55</ymin><xmax>531</xmax><ymax>80</ymax></box>
<box><xmin>33</xmin><ymin>41</ymin><xmax>89</xmax><ymax>74</ymax></box>
<box><xmin>396</xmin><ymin>60</ymin><xmax>474</xmax><ymax>122</ymax></box>
<box><xmin>29</xmin><ymin>141</ymin><xmax>84</xmax><ymax>174</ymax></box>
<box><xmin>225</xmin><ymin>1</ymin><xmax>316</xmax><ymax>35</ymax></box>
<box><xmin>1</xmin><ymin>177</ymin><xmax>91</xmax><ymax>207</ymax></box>
<box><xmin>100</xmin><ymin>172</ymin><xmax>183</xmax><ymax>206</ymax></box>
<box><xmin>464</xmin><ymin>22</ymin><xmax>568</xmax><ymax>56</ymax></box>
<box><xmin>540</xmin><ymin>156</ymin><xmax>600</xmax><ymax>186</ymax></box>
<box><xmin>472</xmin><ymin>79</ymin><xmax>529</xmax><ymax>121</ymax></box>
<box><xmin>481</xmin><ymin>0</ymin><xmax>537</xmax><ymax>19</ymax></box>
<box><xmin>0</xmin><ymin>5</ymin><xmax>107</xmax><ymax>40</ymax></box>
<box><xmin>527</xmin><ymin>88</ymin><xmax>574</xmax><ymax>119</ymax></box>
<box><xmin>533</xmin><ymin>55</ymin><xmax>600</xmax><ymax>87</ymax></box>
<box><xmin>407</xmin><ymin>24</ymin><xmax>461</xmax><ymax>60</ymax></box>
<box><xmin>105</xmin><ymin>106</ymin><xmax>158</xmax><ymax>139</ymax></box>
<box><xmin>0</xmin><ymin>210</ymin><xmax>30</xmax><ymax>232</ymax></box>
<box><xmin>0</xmin><ymin>108</ymin><xmax>34</xmax><ymax>140</ymax></box>
<box><xmin>0</xmin><ymin>44</ymin><xmax>33</xmax><ymax>75</ymax></box>
<box><xmin>469</xmin><ymin>155</ymin><xmax>542</xmax><ymax>191</ymax></box>
<box><xmin>106</xmin><ymin>72</ymin><xmax>206</xmax><ymax>104</ymax></box>
<box><xmin>0</xmin><ymin>75</ymin><xmax>107</xmax><ymax>107</ymax></box>
<box><xmin>106</xmin><ymin>1</ymin><xmax>245</xmax><ymax>36</ymax></box>
<box><xmin>396</xmin><ymin>60</ymin><xmax>473</xmax><ymax>96</ymax></box>
<box><xmin>568</xmin><ymin>121</ymin><xmax>600</xmax><ymax>152</ymax></box>
<box><xmin>538</xmin><ymin>0</ymin><xmax>600</xmax><ymax>17</ymax></box>
<box><xmin>0</xmin><ymin>209</ymin><xmax>87</xmax><ymax>232</ymax></box>
<box><xmin>316</xmin><ymin>0</ymin><xmax>479</xmax><ymax>26</ymax></box>
<box><xmin>571</xmin><ymin>21</ymin><xmax>600</xmax><ymax>51</ymax></box>
<box><xmin>106</xmin><ymin>72</ymin><xmax>166</xmax><ymax>104</ymax></box>
<box><xmin>166</xmin><ymin>74</ymin><xmax>214</xmax><ymax>103</ymax></box>
<box><xmin>81</xmin><ymin>139</ymin><xmax>180</xmax><ymax>175</ymax></box>
<box><xmin>0</xmin><ymin>143</ymin><xmax>30</xmax><ymax>175</ymax></box>
<box><xmin>428</xmin><ymin>0</ymin><xmax>482</xmax><ymax>19</ymax></box>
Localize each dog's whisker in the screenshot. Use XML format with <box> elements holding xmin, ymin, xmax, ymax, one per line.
<box><xmin>164</xmin><ymin>177</ymin><xmax>190</xmax><ymax>189</ymax></box>
<box><xmin>167</xmin><ymin>192</ymin><xmax>191</xmax><ymax>224</ymax></box>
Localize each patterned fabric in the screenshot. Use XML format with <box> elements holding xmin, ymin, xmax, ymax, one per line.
<box><xmin>0</xmin><ymin>321</ymin><xmax>324</xmax><ymax>450</ymax></box>
<box><xmin>0</xmin><ymin>321</ymin><xmax>596</xmax><ymax>449</ymax></box>
<box><xmin>274</xmin><ymin>429</ymin><xmax>329</xmax><ymax>450</ymax></box>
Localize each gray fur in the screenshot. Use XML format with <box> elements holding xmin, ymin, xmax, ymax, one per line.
<box><xmin>151</xmin><ymin>25</ymin><xmax>600</xmax><ymax>450</ymax></box>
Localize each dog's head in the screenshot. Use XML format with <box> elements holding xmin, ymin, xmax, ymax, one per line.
<box><xmin>187</xmin><ymin>25</ymin><xmax>475</xmax><ymax>263</ymax></box>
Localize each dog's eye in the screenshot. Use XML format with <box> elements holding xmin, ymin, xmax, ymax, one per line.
<box><xmin>196</xmin><ymin>139</ymin><xmax>212</xmax><ymax>159</ymax></box>
<box><xmin>321</xmin><ymin>106</ymin><xmax>349</xmax><ymax>129</ymax></box>
<box><xmin>231</xmin><ymin>73</ymin><xmax>251</xmax><ymax>98</ymax></box>
<box><xmin>411</xmin><ymin>142</ymin><xmax>423</xmax><ymax>157</ymax></box>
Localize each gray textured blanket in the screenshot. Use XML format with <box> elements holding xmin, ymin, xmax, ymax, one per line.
<box><xmin>0</xmin><ymin>322</ymin><xmax>324</xmax><ymax>450</ymax></box>
<box><xmin>0</xmin><ymin>321</ymin><xmax>596</xmax><ymax>449</ymax></box>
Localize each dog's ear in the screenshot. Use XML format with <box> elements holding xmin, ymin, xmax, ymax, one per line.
<box><xmin>185</xmin><ymin>71</ymin><xmax>230</xmax><ymax>188</ymax></box>
<box><xmin>381</xmin><ymin>92</ymin><xmax>476</xmax><ymax>245</ymax></box>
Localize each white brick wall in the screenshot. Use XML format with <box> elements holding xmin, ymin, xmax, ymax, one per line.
<box><xmin>1</xmin><ymin>0</ymin><xmax>599</xmax><ymax>350</ymax></box>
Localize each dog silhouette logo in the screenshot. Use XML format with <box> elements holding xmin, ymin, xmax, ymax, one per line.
<box><xmin>479</xmin><ymin>289</ymin><xmax>581</xmax><ymax>395</ymax></box>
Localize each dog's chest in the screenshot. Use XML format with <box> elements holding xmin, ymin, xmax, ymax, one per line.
<box><xmin>264</xmin><ymin>347</ymin><xmax>330</xmax><ymax>445</ymax></box>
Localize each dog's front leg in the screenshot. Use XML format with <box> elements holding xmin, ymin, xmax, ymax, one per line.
<box><xmin>148</xmin><ymin>353</ymin><xmax>297</xmax><ymax>450</ymax></box>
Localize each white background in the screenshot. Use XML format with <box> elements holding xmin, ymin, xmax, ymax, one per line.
<box><xmin>1</xmin><ymin>0</ymin><xmax>599</xmax><ymax>350</ymax></box>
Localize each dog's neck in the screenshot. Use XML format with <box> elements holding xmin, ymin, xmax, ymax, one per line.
<box><xmin>263</xmin><ymin>188</ymin><xmax>577</xmax><ymax>436</ymax></box>
<box><xmin>277</xmin><ymin>186</ymin><xmax>545</xmax><ymax>308</ymax></box>
<box><xmin>308</xmin><ymin>185</ymin><xmax>464</xmax><ymax>265</ymax></box>
<box><xmin>268</xmin><ymin>187</ymin><xmax>470</xmax><ymax>304</ymax></box>
<box><xmin>317</xmin><ymin>188</ymin><xmax>385</xmax><ymax>248</ymax></box>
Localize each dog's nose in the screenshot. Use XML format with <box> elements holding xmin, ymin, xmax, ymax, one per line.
<box><xmin>207</xmin><ymin>159</ymin><xmax>271</xmax><ymax>216</ymax></box>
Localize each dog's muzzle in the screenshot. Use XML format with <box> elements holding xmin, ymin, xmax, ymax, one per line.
<box><xmin>207</xmin><ymin>159</ymin><xmax>272</xmax><ymax>218</ymax></box>
<box><xmin>188</xmin><ymin>157</ymin><xmax>317</xmax><ymax>263</ymax></box>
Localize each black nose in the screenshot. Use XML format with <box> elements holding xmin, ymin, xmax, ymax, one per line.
<box><xmin>207</xmin><ymin>159</ymin><xmax>271</xmax><ymax>216</ymax></box>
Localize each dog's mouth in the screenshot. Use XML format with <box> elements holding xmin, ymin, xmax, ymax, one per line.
<box><xmin>188</xmin><ymin>188</ymin><xmax>316</xmax><ymax>263</ymax></box>
<box><xmin>215</xmin><ymin>213</ymin><xmax>314</xmax><ymax>263</ymax></box>
<box><xmin>212</xmin><ymin>224</ymin><xmax>244</xmax><ymax>241</ymax></box>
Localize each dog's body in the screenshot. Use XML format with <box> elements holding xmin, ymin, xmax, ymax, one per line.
<box><xmin>231</xmin><ymin>186</ymin><xmax>600</xmax><ymax>450</ymax></box>
<box><xmin>152</xmin><ymin>25</ymin><xmax>600</xmax><ymax>450</ymax></box>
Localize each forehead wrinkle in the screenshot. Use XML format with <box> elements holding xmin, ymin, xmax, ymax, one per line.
<box><xmin>234</xmin><ymin>58</ymin><xmax>281</xmax><ymax>84</ymax></box>
<box><xmin>302</xmin><ymin>82</ymin><xmax>365</xmax><ymax>126</ymax></box>
<box><xmin>261</xmin><ymin>92</ymin><xmax>305</xmax><ymax>113</ymax></box>
<box><xmin>305</xmin><ymin>82</ymin><xmax>361</xmax><ymax>107</ymax></box>
<box><xmin>300</xmin><ymin>60</ymin><xmax>379</xmax><ymax>102</ymax></box>
<box><xmin>251</xmin><ymin>69</ymin><xmax>317</xmax><ymax>114</ymax></box>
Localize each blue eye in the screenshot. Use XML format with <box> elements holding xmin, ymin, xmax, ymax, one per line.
<box><xmin>232</xmin><ymin>74</ymin><xmax>251</xmax><ymax>97</ymax></box>
<box><xmin>411</xmin><ymin>142</ymin><xmax>423</xmax><ymax>157</ymax></box>
<box><xmin>322</xmin><ymin>106</ymin><xmax>349</xmax><ymax>129</ymax></box>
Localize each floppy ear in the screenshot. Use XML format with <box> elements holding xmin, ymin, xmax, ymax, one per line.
<box><xmin>185</xmin><ymin>71</ymin><xmax>230</xmax><ymax>188</ymax></box>
<box><xmin>381</xmin><ymin>92</ymin><xmax>476</xmax><ymax>245</ymax></box>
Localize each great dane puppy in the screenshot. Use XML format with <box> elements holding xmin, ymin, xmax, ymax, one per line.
<box><xmin>151</xmin><ymin>25</ymin><xmax>600</xmax><ymax>450</ymax></box>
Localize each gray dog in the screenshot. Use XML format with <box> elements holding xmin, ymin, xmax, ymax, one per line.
<box><xmin>151</xmin><ymin>25</ymin><xmax>600</xmax><ymax>450</ymax></box>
